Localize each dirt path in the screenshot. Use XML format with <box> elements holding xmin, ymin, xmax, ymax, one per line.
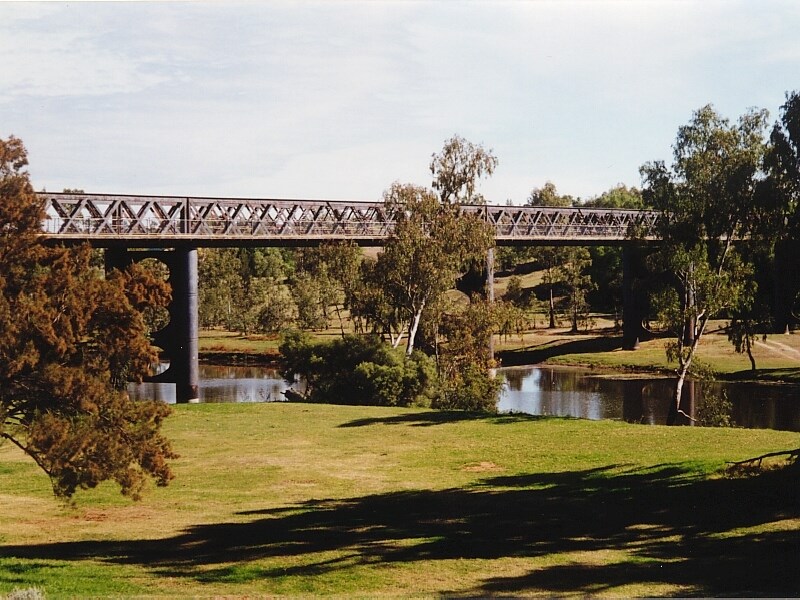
<box><xmin>754</xmin><ymin>339</ymin><xmax>800</xmax><ymax>362</ymax></box>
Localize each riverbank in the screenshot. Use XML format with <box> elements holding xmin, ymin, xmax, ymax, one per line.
<box><xmin>496</xmin><ymin>329</ymin><xmax>800</xmax><ymax>384</ymax></box>
<box><xmin>199</xmin><ymin>350</ymin><xmax>280</xmax><ymax>366</ymax></box>
<box><xmin>198</xmin><ymin>328</ymin><xmax>800</xmax><ymax>384</ymax></box>
<box><xmin>1</xmin><ymin>402</ymin><xmax>798</xmax><ymax>597</ymax></box>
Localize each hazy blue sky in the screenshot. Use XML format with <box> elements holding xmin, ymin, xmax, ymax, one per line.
<box><xmin>2</xmin><ymin>1</ymin><xmax>799</xmax><ymax>203</ymax></box>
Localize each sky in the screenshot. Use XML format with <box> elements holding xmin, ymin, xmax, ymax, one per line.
<box><xmin>2</xmin><ymin>1</ymin><xmax>799</xmax><ymax>204</ymax></box>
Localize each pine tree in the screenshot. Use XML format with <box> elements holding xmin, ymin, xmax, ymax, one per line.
<box><xmin>0</xmin><ymin>136</ymin><xmax>176</xmax><ymax>499</ymax></box>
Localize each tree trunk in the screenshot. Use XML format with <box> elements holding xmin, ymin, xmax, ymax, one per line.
<box><xmin>682</xmin><ymin>279</ymin><xmax>696</xmax><ymax>347</ymax></box>
<box><xmin>668</xmin><ymin>315</ymin><xmax>708</xmax><ymax>425</ymax></box>
<box><xmin>390</xmin><ymin>331</ymin><xmax>404</xmax><ymax>349</ymax></box>
<box><xmin>334</xmin><ymin>303</ymin><xmax>346</xmax><ymax>338</ymax></box>
<box><xmin>745</xmin><ymin>332</ymin><xmax>757</xmax><ymax>371</ymax></box>
<box><xmin>549</xmin><ymin>288</ymin><xmax>556</xmax><ymax>329</ymax></box>
<box><xmin>667</xmin><ymin>367</ymin><xmax>688</xmax><ymax>426</ymax></box>
<box><xmin>406</xmin><ymin>302</ymin><xmax>425</xmax><ymax>356</ymax></box>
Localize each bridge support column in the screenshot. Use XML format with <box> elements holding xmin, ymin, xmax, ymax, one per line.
<box><xmin>773</xmin><ymin>239</ymin><xmax>799</xmax><ymax>334</ymax></box>
<box><xmin>622</xmin><ymin>245</ymin><xmax>644</xmax><ymax>350</ymax></box>
<box><xmin>153</xmin><ymin>248</ymin><xmax>199</xmax><ymax>403</ymax></box>
<box><xmin>105</xmin><ymin>247</ymin><xmax>199</xmax><ymax>404</ymax></box>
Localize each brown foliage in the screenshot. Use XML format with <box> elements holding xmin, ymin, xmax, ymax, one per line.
<box><xmin>0</xmin><ymin>135</ymin><xmax>176</xmax><ymax>499</ymax></box>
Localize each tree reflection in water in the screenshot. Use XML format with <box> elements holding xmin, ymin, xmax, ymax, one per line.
<box><xmin>129</xmin><ymin>364</ymin><xmax>800</xmax><ymax>431</ymax></box>
<box><xmin>497</xmin><ymin>366</ymin><xmax>799</xmax><ymax>431</ymax></box>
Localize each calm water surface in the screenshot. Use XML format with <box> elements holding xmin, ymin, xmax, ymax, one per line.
<box><xmin>498</xmin><ymin>366</ymin><xmax>800</xmax><ymax>431</ymax></box>
<box><xmin>130</xmin><ymin>365</ymin><xmax>291</xmax><ymax>404</ymax></box>
<box><xmin>128</xmin><ymin>364</ymin><xmax>800</xmax><ymax>431</ymax></box>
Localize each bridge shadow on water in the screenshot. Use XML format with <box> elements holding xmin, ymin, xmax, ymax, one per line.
<box><xmin>1</xmin><ymin>463</ymin><xmax>798</xmax><ymax>596</ymax></box>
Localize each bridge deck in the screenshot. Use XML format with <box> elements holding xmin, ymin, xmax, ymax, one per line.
<box><xmin>39</xmin><ymin>192</ymin><xmax>659</xmax><ymax>247</ymax></box>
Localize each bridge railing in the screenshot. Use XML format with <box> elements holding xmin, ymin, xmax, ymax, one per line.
<box><xmin>39</xmin><ymin>192</ymin><xmax>660</xmax><ymax>245</ymax></box>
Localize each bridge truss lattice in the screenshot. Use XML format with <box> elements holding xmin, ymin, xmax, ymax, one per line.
<box><xmin>39</xmin><ymin>192</ymin><xmax>660</xmax><ymax>247</ymax></box>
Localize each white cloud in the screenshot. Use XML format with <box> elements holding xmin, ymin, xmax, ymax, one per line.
<box><xmin>0</xmin><ymin>7</ymin><xmax>171</xmax><ymax>101</ymax></box>
<box><xmin>5</xmin><ymin>1</ymin><xmax>800</xmax><ymax>201</ymax></box>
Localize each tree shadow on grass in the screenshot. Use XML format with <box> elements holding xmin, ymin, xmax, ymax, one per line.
<box><xmin>724</xmin><ymin>367</ymin><xmax>800</xmax><ymax>384</ymax></box>
<box><xmin>498</xmin><ymin>335</ymin><xmax>624</xmax><ymax>366</ymax></box>
<box><xmin>1</xmin><ymin>464</ymin><xmax>798</xmax><ymax>596</ymax></box>
<box><xmin>0</xmin><ymin>560</ymin><xmax>68</xmax><ymax>589</ymax></box>
<box><xmin>338</xmin><ymin>410</ymin><xmax>548</xmax><ymax>428</ymax></box>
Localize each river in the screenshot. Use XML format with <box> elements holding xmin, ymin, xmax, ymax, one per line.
<box><xmin>128</xmin><ymin>364</ymin><xmax>800</xmax><ymax>432</ymax></box>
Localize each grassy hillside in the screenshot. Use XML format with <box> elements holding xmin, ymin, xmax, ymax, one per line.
<box><xmin>1</xmin><ymin>403</ymin><xmax>798</xmax><ymax>597</ymax></box>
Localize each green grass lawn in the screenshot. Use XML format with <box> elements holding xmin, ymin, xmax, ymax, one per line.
<box><xmin>1</xmin><ymin>403</ymin><xmax>798</xmax><ymax>597</ymax></box>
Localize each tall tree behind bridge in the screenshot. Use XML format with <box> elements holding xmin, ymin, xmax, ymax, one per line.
<box><xmin>0</xmin><ymin>136</ymin><xmax>176</xmax><ymax>499</ymax></box>
<box><xmin>640</xmin><ymin>105</ymin><xmax>769</xmax><ymax>424</ymax></box>
<box><xmin>430</xmin><ymin>134</ymin><xmax>499</xmax><ymax>299</ymax></box>
<box><xmin>526</xmin><ymin>182</ymin><xmax>574</xmax><ymax>328</ymax></box>
<box><xmin>430</xmin><ymin>134</ymin><xmax>498</xmax><ymax>205</ymax></box>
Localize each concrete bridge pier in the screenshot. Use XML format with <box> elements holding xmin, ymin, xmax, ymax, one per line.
<box><xmin>105</xmin><ymin>247</ymin><xmax>200</xmax><ymax>404</ymax></box>
<box><xmin>622</xmin><ymin>245</ymin><xmax>645</xmax><ymax>350</ymax></box>
<box><xmin>774</xmin><ymin>239</ymin><xmax>800</xmax><ymax>334</ymax></box>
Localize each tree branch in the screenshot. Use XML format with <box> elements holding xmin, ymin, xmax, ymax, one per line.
<box><xmin>727</xmin><ymin>448</ymin><xmax>800</xmax><ymax>469</ymax></box>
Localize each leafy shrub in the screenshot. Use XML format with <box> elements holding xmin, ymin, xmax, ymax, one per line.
<box><xmin>697</xmin><ymin>390</ymin><xmax>735</xmax><ymax>427</ymax></box>
<box><xmin>433</xmin><ymin>362</ymin><xmax>501</xmax><ymax>412</ymax></box>
<box><xmin>279</xmin><ymin>332</ymin><xmax>437</xmax><ymax>407</ymax></box>
<box><xmin>434</xmin><ymin>298</ymin><xmax>502</xmax><ymax>412</ymax></box>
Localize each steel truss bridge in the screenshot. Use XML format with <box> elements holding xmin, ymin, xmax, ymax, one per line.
<box><xmin>39</xmin><ymin>192</ymin><xmax>660</xmax><ymax>246</ymax></box>
<box><xmin>37</xmin><ymin>191</ymin><xmax>658</xmax><ymax>403</ymax></box>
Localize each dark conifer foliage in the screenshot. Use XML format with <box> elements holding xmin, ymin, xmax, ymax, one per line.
<box><xmin>0</xmin><ymin>136</ymin><xmax>176</xmax><ymax>499</ymax></box>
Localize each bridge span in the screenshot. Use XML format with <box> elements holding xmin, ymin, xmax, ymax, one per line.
<box><xmin>38</xmin><ymin>192</ymin><xmax>656</xmax><ymax>402</ymax></box>
<box><xmin>39</xmin><ymin>192</ymin><xmax>660</xmax><ymax>246</ymax></box>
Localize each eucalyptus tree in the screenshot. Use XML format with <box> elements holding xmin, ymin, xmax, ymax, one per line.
<box><xmin>429</xmin><ymin>134</ymin><xmax>499</xmax><ymax>300</ymax></box>
<box><xmin>373</xmin><ymin>182</ymin><xmax>494</xmax><ymax>355</ymax></box>
<box><xmin>527</xmin><ymin>181</ymin><xmax>575</xmax><ymax>208</ymax></box>
<box><xmin>198</xmin><ymin>248</ymin><xmax>243</xmax><ymax>328</ymax></box>
<box><xmin>434</xmin><ymin>298</ymin><xmax>502</xmax><ymax>412</ymax></box>
<box><xmin>290</xmin><ymin>271</ymin><xmax>327</xmax><ymax>330</ymax></box>
<box><xmin>349</xmin><ymin>257</ymin><xmax>405</xmax><ymax>344</ymax></box>
<box><xmin>430</xmin><ymin>134</ymin><xmax>498</xmax><ymax>204</ymax></box>
<box><xmin>0</xmin><ymin>136</ymin><xmax>176</xmax><ymax>499</ymax></box>
<box><xmin>358</xmin><ymin>135</ymin><xmax>498</xmax><ymax>354</ymax></box>
<box><xmin>640</xmin><ymin>105</ymin><xmax>769</xmax><ymax>423</ymax></box>
<box><xmin>295</xmin><ymin>242</ymin><xmax>362</xmax><ymax>335</ymax></box>
<box><xmin>558</xmin><ymin>247</ymin><xmax>595</xmax><ymax>333</ymax></box>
